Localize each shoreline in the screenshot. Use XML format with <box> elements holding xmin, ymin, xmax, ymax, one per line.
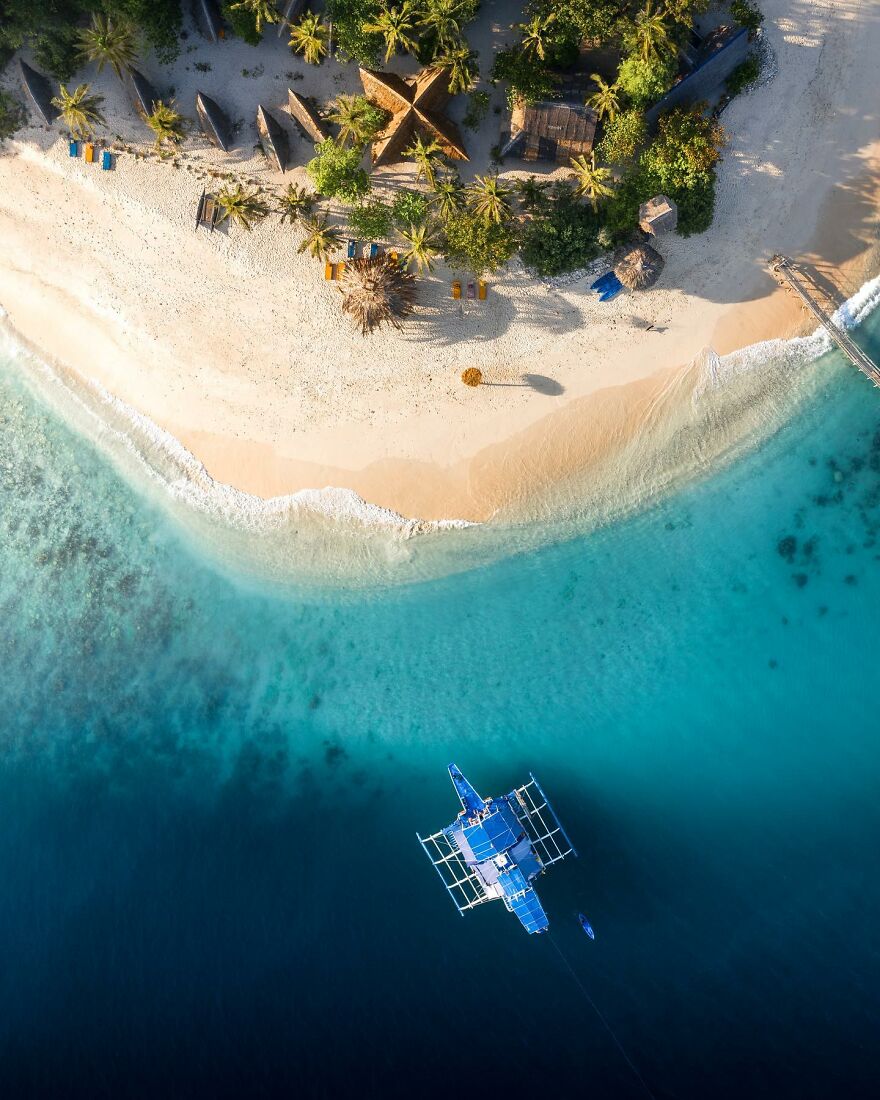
<box><xmin>2</xmin><ymin>0</ymin><xmax>880</xmax><ymax>524</ymax></box>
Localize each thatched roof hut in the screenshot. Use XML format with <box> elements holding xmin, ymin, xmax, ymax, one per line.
<box><xmin>338</xmin><ymin>256</ymin><xmax>416</xmax><ymax>335</ymax></box>
<box><xmin>192</xmin><ymin>0</ymin><xmax>223</xmax><ymax>43</ymax></box>
<box><xmin>19</xmin><ymin>60</ymin><xmax>58</xmax><ymax>125</ymax></box>
<box><xmin>127</xmin><ymin>68</ymin><xmax>159</xmax><ymax>120</ymax></box>
<box><xmin>196</xmin><ymin>91</ymin><xmax>232</xmax><ymax>151</ymax></box>
<box><xmin>277</xmin><ymin>0</ymin><xmax>306</xmax><ymax>35</ymax></box>
<box><xmin>359</xmin><ymin>66</ymin><xmax>468</xmax><ymax>167</ymax></box>
<box><xmin>287</xmin><ymin>89</ymin><xmax>328</xmax><ymax>143</ymax></box>
<box><xmin>614</xmin><ymin>244</ymin><xmax>665</xmax><ymax>291</ymax></box>
<box><xmin>256</xmin><ymin>105</ymin><xmax>289</xmax><ymax>172</ymax></box>
<box><xmin>639</xmin><ymin>194</ymin><xmax>678</xmax><ymax>235</ymax></box>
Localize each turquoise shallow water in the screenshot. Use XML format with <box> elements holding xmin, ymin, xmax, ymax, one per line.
<box><xmin>1</xmin><ymin>314</ymin><xmax>880</xmax><ymax>1098</ymax></box>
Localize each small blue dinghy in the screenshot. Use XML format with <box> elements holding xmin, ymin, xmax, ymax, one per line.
<box><xmin>578</xmin><ymin>913</ymin><xmax>595</xmax><ymax>939</ymax></box>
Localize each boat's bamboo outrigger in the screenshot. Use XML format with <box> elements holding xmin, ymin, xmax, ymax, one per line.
<box><xmin>770</xmin><ymin>255</ymin><xmax>880</xmax><ymax>388</ymax></box>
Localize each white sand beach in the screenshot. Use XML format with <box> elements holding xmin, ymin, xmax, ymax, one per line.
<box><xmin>2</xmin><ymin>0</ymin><xmax>880</xmax><ymax>523</ymax></box>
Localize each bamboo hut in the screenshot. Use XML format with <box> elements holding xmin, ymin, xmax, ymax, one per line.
<box><xmin>639</xmin><ymin>195</ymin><xmax>678</xmax><ymax>235</ymax></box>
<box><xmin>287</xmin><ymin>89</ymin><xmax>328</xmax><ymax>143</ymax></box>
<box><xmin>278</xmin><ymin>0</ymin><xmax>307</xmax><ymax>35</ymax></box>
<box><xmin>256</xmin><ymin>105</ymin><xmax>289</xmax><ymax>172</ymax></box>
<box><xmin>19</xmin><ymin>60</ymin><xmax>58</xmax><ymax>125</ymax></box>
<box><xmin>614</xmin><ymin>244</ymin><xmax>665</xmax><ymax>290</ymax></box>
<box><xmin>126</xmin><ymin>68</ymin><xmax>159</xmax><ymax>120</ymax></box>
<box><xmin>196</xmin><ymin>91</ymin><xmax>232</xmax><ymax>152</ymax></box>
<box><xmin>359</xmin><ymin>67</ymin><xmax>468</xmax><ymax>167</ymax></box>
<box><xmin>192</xmin><ymin>0</ymin><xmax>224</xmax><ymax>43</ymax></box>
<box><xmin>501</xmin><ymin>100</ymin><xmax>597</xmax><ymax>165</ymax></box>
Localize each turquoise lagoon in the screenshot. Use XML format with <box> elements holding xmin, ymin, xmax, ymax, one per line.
<box><xmin>1</xmin><ymin>302</ymin><xmax>879</xmax><ymax>1098</ymax></box>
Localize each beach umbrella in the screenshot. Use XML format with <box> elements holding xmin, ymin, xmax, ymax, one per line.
<box><xmin>338</xmin><ymin>256</ymin><xmax>416</xmax><ymax>336</ymax></box>
<box><xmin>614</xmin><ymin>243</ymin><xmax>665</xmax><ymax>291</ymax></box>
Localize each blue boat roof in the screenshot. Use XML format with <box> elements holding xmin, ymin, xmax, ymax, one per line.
<box><xmin>460</xmin><ymin>802</ymin><xmax>521</xmax><ymax>861</ymax></box>
<box><xmin>507</xmin><ymin>887</ymin><xmax>549</xmax><ymax>934</ymax></box>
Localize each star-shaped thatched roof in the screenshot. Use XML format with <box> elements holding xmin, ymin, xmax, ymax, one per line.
<box><xmin>359</xmin><ymin>67</ymin><xmax>469</xmax><ymax>168</ymax></box>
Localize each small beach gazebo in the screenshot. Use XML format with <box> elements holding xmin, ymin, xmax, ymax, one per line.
<box><xmin>196</xmin><ymin>91</ymin><xmax>232</xmax><ymax>152</ymax></box>
<box><xmin>256</xmin><ymin>105</ymin><xmax>289</xmax><ymax>172</ymax></box>
<box><xmin>614</xmin><ymin>244</ymin><xmax>665</xmax><ymax>291</ymax></box>
<box><xmin>19</xmin><ymin>60</ymin><xmax>58</xmax><ymax>125</ymax></box>
<box><xmin>127</xmin><ymin>68</ymin><xmax>159</xmax><ymax>120</ymax></box>
<box><xmin>639</xmin><ymin>194</ymin><xmax>678</xmax><ymax>236</ymax></box>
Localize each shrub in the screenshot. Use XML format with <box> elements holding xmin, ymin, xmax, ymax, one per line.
<box><xmin>442</xmin><ymin>211</ymin><xmax>517</xmax><ymax>275</ymax></box>
<box><xmin>463</xmin><ymin>90</ymin><xmax>490</xmax><ymax>131</ymax></box>
<box><xmin>221</xmin><ymin>1</ymin><xmax>261</xmax><ymax>45</ymax></box>
<box><xmin>617</xmin><ymin>53</ymin><xmax>677</xmax><ymax>107</ymax></box>
<box><xmin>327</xmin><ymin>0</ymin><xmax>384</xmax><ymax>65</ymax></box>
<box><xmin>642</xmin><ymin>107</ymin><xmax>727</xmax><ymax>191</ymax></box>
<box><xmin>730</xmin><ymin>0</ymin><xmax>764</xmax><ymax>37</ymax></box>
<box><xmin>306</xmin><ymin>140</ymin><xmax>370</xmax><ymax>202</ymax></box>
<box><xmin>491</xmin><ymin>48</ymin><xmax>555</xmax><ymax>107</ymax></box>
<box><xmin>674</xmin><ymin>173</ymin><xmax>716</xmax><ymax>236</ymax></box>
<box><xmin>391</xmin><ymin>189</ymin><xmax>430</xmax><ymax>228</ymax></box>
<box><xmin>596</xmin><ymin>109</ymin><xmax>647</xmax><ymax>166</ymax></box>
<box><xmin>348</xmin><ymin>198</ymin><xmax>393</xmax><ymax>239</ymax></box>
<box><xmin>0</xmin><ymin>90</ymin><xmax>24</xmax><ymax>140</ymax></box>
<box><xmin>520</xmin><ymin>193</ymin><xmax>601</xmax><ymax>276</ymax></box>
<box><xmin>726</xmin><ymin>54</ymin><xmax>761</xmax><ymax>96</ymax></box>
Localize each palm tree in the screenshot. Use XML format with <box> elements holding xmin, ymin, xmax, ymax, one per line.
<box><xmin>363</xmin><ymin>3</ymin><xmax>419</xmax><ymax>64</ymax></box>
<box><xmin>430</xmin><ymin>172</ymin><xmax>465</xmax><ymax>220</ymax></box>
<box><xmin>145</xmin><ymin>100</ymin><xmax>186</xmax><ymax>152</ymax></box>
<box><xmin>466</xmin><ymin>174</ymin><xmax>513</xmax><ymax>224</ymax></box>
<box><xmin>50</xmin><ymin>83</ymin><xmax>105</xmax><ymax>139</ymax></box>
<box><xmin>338</xmin><ymin>256</ymin><xmax>416</xmax><ymax>335</ymax></box>
<box><xmin>328</xmin><ymin>95</ymin><xmax>377</xmax><ymax>147</ymax></box>
<box><xmin>231</xmin><ymin>0</ymin><xmax>278</xmax><ymax>36</ymax></box>
<box><xmin>631</xmin><ymin>2</ymin><xmax>673</xmax><ymax>62</ymax></box>
<box><xmin>277</xmin><ymin>182</ymin><xmax>314</xmax><ymax>225</ymax></box>
<box><xmin>215</xmin><ymin>184</ymin><xmax>269</xmax><ymax>231</ymax></box>
<box><xmin>517</xmin><ymin>11</ymin><xmax>556</xmax><ymax>62</ymax></box>
<box><xmin>431</xmin><ymin>41</ymin><xmax>477</xmax><ymax>95</ymax></box>
<box><xmin>514</xmin><ymin>175</ymin><xmax>550</xmax><ymax>213</ymax></box>
<box><xmin>289</xmin><ymin>12</ymin><xmax>329</xmax><ymax>65</ymax></box>
<box><xmin>399</xmin><ymin>221</ymin><xmax>442</xmax><ymax>274</ymax></box>
<box><xmin>419</xmin><ymin>0</ymin><xmax>469</xmax><ymax>51</ymax></box>
<box><xmin>298</xmin><ymin>214</ymin><xmax>342</xmax><ymax>261</ymax></box>
<box><xmin>405</xmin><ymin>134</ymin><xmax>444</xmax><ymax>188</ymax></box>
<box><xmin>587</xmin><ymin>74</ymin><xmax>621</xmax><ymax>123</ymax></box>
<box><xmin>569</xmin><ymin>153</ymin><xmax>615</xmax><ymax>211</ymax></box>
<box><xmin>76</xmin><ymin>14</ymin><xmax>137</xmax><ymax>79</ymax></box>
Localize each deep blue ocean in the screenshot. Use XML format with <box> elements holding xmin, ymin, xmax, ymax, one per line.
<box><xmin>1</xmin><ymin>313</ymin><xmax>880</xmax><ymax>1099</ymax></box>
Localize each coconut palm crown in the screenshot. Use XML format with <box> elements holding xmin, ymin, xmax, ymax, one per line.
<box><xmin>76</xmin><ymin>14</ymin><xmax>137</xmax><ymax>79</ymax></box>
<box><xmin>298</xmin><ymin>215</ymin><xmax>342</xmax><ymax>261</ymax></box>
<box><xmin>215</xmin><ymin>184</ymin><xmax>269</xmax><ymax>231</ymax></box>
<box><xmin>277</xmin><ymin>182</ymin><xmax>315</xmax><ymax>224</ymax></box>
<box><xmin>569</xmin><ymin>153</ymin><xmax>615</xmax><ymax>211</ymax></box>
<box><xmin>289</xmin><ymin>12</ymin><xmax>329</xmax><ymax>65</ymax></box>
<box><xmin>231</xmin><ymin>0</ymin><xmax>279</xmax><ymax>36</ymax></box>
<box><xmin>363</xmin><ymin>3</ymin><xmax>420</xmax><ymax>64</ymax></box>
<box><xmin>467</xmin><ymin>174</ymin><xmax>513</xmax><ymax>224</ymax></box>
<box><xmin>338</xmin><ymin>255</ymin><xmax>417</xmax><ymax>336</ymax></box>
<box><xmin>51</xmin><ymin>83</ymin><xmax>105</xmax><ymax>139</ymax></box>
<box><xmin>145</xmin><ymin>100</ymin><xmax>186</xmax><ymax>152</ymax></box>
<box><xmin>587</xmin><ymin>74</ymin><xmax>621</xmax><ymax>123</ymax></box>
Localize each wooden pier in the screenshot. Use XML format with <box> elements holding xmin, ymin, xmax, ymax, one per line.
<box><xmin>770</xmin><ymin>255</ymin><xmax>880</xmax><ymax>388</ymax></box>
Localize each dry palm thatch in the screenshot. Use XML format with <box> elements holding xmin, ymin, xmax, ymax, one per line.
<box><xmin>338</xmin><ymin>256</ymin><xmax>416</xmax><ymax>336</ymax></box>
<box><xmin>614</xmin><ymin>243</ymin><xmax>665</xmax><ymax>290</ymax></box>
<box><xmin>461</xmin><ymin>368</ymin><xmax>482</xmax><ymax>387</ymax></box>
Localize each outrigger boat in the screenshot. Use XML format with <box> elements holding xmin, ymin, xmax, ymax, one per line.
<box><xmin>418</xmin><ymin>764</ymin><xmax>577</xmax><ymax>934</ymax></box>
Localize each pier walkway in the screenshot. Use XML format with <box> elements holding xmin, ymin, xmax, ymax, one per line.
<box><xmin>770</xmin><ymin>255</ymin><xmax>880</xmax><ymax>389</ymax></box>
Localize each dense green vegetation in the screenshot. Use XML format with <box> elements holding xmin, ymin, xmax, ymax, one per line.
<box><xmin>1</xmin><ymin>0</ymin><xmax>758</xmax><ymax>281</ymax></box>
<box><xmin>0</xmin><ymin>0</ymin><xmax>182</xmax><ymax>78</ymax></box>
